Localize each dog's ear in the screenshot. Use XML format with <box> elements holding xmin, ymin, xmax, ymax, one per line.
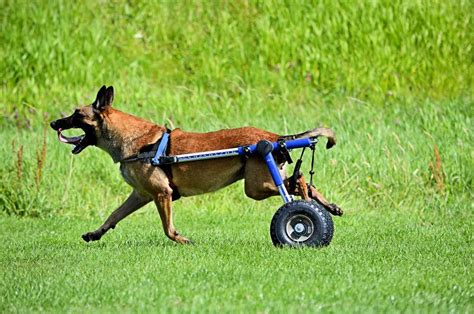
<box><xmin>93</xmin><ymin>85</ymin><xmax>114</xmax><ymax>111</ymax></box>
<box><xmin>105</xmin><ymin>86</ymin><xmax>114</xmax><ymax>107</ymax></box>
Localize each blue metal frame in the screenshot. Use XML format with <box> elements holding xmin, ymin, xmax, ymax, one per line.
<box><xmin>151</xmin><ymin>132</ymin><xmax>170</xmax><ymax>166</ymax></box>
<box><xmin>260</xmin><ymin>149</ymin><xmax>293</xmax><ymax>203</ymax></box>
<box><xmin>152</xmin><ymin>137</ymin><xmax>319</xmax><ymax>204</ymax></box>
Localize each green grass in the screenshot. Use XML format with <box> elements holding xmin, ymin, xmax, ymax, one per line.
<box><xmin>1</xmin><ymin>0</ymin><xmax>472</xmax><ymax>122</ymax></box>
<box><xmin>0</xmin><ymin>0</ymin><xmax>473</xmax><ymax>312</ymax></box>
<box><xmin>1</xmin><ymin>206</ymin><xmax>472</xmax><ymax>312</ymax></box>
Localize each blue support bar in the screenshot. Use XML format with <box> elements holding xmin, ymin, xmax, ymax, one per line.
<box><xmin>152</xmin><ymin>136</ymin><xmax>318</xmax><ymax>170</ymax></box>
<box><xmin>284</xmin><ymin>138</ymin><xmax>314</xmax><ymax>150</ymax></box>
<box><xmin>261</xmin><ymin>147</ymin><xmax>293</xmax><ymax>204</ymax></box>
<box><xmin>151</xmin><ymin>132</ymin><xmax>170</xmax><ymax>165</ymax></box>
<box><xmin>240</xmin><ymin>137</ymin><xmax>315</xmax><ymax>156</ymax></box>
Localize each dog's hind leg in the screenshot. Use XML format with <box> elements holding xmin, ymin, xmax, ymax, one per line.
<box><xmin>154</xmin><ymin>192</ymin><xmax>191</xmax><ymax>244</ymax></box>
<box><xmin>82</xmin><ymin>190</ymin><xmax>152</xmax><ymax>242</ymax></box>
<box><xmin>243</xmin><ymin>157</ymin><xmax>282</xmax><ymax>200</ymax></box>
<box><xmin>287</xmin><ymin>174</ymin><xmax>343</xmax><ymax>216</ymax></box>
<box><xmin>306</xmin><ymin>184</ymin><xmax>343</xmax><ymax>216</ymax></box>
<box><xmin>291</xmin><ymin>174</ymin><xmax>310</xmax><ymax>200</ymax></box>
<box><xmin>243</xmin><ymin>158</ymin><xmax>343</xmax><ymax>216</ymax></box>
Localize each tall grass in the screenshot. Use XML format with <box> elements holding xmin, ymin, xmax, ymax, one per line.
<box><xmin>0</xmin><ymin>98</ymin><xmax>471</xmax><ymax>218</ymax></box>
<box><xmin>1</xmin><ymin>1</ymin><xmax>472</xmax><ymax>121</ymax></box>
<box><xmin>0</xmin><ymin>1</ymin><xmax>472</xmax><ymax>217</ymax></box>
<box><xmin>0</xmin><ymin>2</ymin><xmax>472</xmax><ymax>312</ymax></box>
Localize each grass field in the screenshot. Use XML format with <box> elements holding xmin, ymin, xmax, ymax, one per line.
<box><xmin>1</xmin><ymin>0</ymin><xmax>473</xmax><ymax>312</ymax></box>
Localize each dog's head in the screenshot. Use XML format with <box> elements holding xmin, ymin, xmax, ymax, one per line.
<box><xmin>50</xmin><ymin>85</ymin><xmax>114</xmax><ymax>154</ymax></box>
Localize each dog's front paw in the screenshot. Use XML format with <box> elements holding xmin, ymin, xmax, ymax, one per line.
<box><xmin>181</xmin><ymin>238</ymin><xmax>194</xmax><ymax>245</ymax></box>
<box><xmin>81</xmin><ymin>231</ymin><xmax>102</xmax><ymax>242</ymax></box>
<box><xmin>175</xmin><ymin>235</ymin><xmax>193</xmax><ymax>245</ymax></box>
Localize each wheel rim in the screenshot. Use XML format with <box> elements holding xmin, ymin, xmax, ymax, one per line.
<box><xmin>285</xmin><ymin>214</ymin><xmax>314</xmax><ymax>242</ymax></box>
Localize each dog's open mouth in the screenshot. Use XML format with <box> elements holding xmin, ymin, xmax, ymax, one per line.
<box><xmin>57</xmin><ymin>128</ymin><xmax>88</xmax><ymax>154</ymax></box>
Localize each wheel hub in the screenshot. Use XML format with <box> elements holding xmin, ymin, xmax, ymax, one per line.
<box><xmin>294</xmin><ymin>223</ymin><xmax>305</xmax><ymax>233</ymax></box>
<box><xmin>286</xmin><ymin>214</ymin><xmax>314</xmax><ymax>242</ymax></box>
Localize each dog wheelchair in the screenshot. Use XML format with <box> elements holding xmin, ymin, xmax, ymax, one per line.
<box><xmin>151</xmin><ymin>134</ymin><xmax>335</xmax><ymax>247</ymax></box>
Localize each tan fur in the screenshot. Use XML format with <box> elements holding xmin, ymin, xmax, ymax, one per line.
<box><xmin>51</xmin><ymin>86</ymin><xmax>341</xmax><ymax>244</ymax></box>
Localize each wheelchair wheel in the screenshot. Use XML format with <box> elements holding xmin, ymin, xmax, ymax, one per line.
<box><xmin>270</xmin><ymin>200</ymin><xmax>334</xmax><ymax>247</ymax></box>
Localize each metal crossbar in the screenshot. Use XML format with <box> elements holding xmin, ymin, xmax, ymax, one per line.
<box><xmin>151</xmin><ymin>137</ymin><xmax>318</xmax><ymax>166</ymax></box>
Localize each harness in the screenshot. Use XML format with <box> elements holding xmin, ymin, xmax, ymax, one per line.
<box><xmin>119</xmin><ymin>130</ymin><xmax>171</xmax><ymax>164</ymax></box>
<box><xmin>120</xmin><ymin>130</ymin><xmax>181</xmax><ymax>200</ymax></box>
<box><xmin>119</xmin><ymin>130</ymin><xmax>315</xmax><ymax>202</ymax></box>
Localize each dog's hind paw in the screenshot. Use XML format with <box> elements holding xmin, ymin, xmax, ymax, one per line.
<box><xmin>81</xmin><ymin>231</ymin><xmax>102</xmax><ymax>242</ymax></box>
<box><xmin>327</xmin><ymin>203</ymin><xmax>343</xmax><ymax>216</ymax></box>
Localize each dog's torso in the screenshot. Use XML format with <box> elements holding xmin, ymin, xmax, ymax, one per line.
<box><xmin>117</xmin><ymin>124</ymin><xmax>280</xmax><ymax>198</ymax></box>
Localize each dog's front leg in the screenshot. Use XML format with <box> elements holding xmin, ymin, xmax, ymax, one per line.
<box><xmin>154</xmin><ymin>193</ymin><xmax>191</xmax><ymax>244</ymax></box>
<box><xmin>82</xmin><ymin>190</ymin><xmax>152</xmax><ymax>242</ymax></box>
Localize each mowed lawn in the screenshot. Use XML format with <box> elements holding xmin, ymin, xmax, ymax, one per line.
<box><xmin>1</xmin><ymin>0</ymin><xmax>473</xmax><ymax>312</ymax></box>
<box><xmin>1</xmin><ymin>195</ymin><xmax>472</xmax><ymax>312</ymax></box>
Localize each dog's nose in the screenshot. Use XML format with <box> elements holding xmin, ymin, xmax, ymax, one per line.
<box><xmin>50</xmin><ymin>121</ymin><xmax>57</xmax><ymax>130</ymax></box>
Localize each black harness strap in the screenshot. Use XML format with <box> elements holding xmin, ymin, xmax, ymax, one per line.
<box><xmin>309</xmin><ymin>143</ymin><xmax>316</xmax><ymax>187</ymax></box>
<box><xmin>161</xmin><ymin>139</ymin><xmax>181</xmax><ymax>201</ymax></box>
<box><xmin>120</xmin><ymin>146</ymin><xmax>158</xmax><ymax>163</ymax></box>
<box><xmin>288</xmin><ymin>143</ymin><xmax>316</xmax><ymax>196</ymax></box>
<box><xmin>289</xmin><ymin>147</ymin><xmax>305</xmax><ymax>193</ymax></box>
<box><xmin>277</xmin><ymin>139</ymin><xmax>293</xmax><ymax>164</ymax></box>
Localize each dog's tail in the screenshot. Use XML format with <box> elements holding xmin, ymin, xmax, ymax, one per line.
<box><xmin>279</xmin><ymin>127</ymin><xmax>336</xmax><ymax>149</ymax></box>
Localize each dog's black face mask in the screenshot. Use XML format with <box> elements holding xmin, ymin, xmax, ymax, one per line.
<box><xmin>50</xmin><ymin>85</ymin><xmax>114</xmax><ymax>154</ymax></box>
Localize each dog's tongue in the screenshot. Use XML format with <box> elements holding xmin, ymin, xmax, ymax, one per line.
<box><xmin>57</xmin><ymin>128</ymin><xmax>83</xmax><ymax>144</ymax></box>
<box><xmin>57</xmin><ymin>128</ymin><xmax>85</xmax><ymax>154</ymax></box>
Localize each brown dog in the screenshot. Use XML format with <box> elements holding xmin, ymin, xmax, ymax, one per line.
<box><xmin>50</xmin><ymin>86</ymin><xmax>342</xmax><ymax>244</ymax></box>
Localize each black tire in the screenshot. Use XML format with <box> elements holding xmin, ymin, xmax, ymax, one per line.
<box><xmin>270</xmin><ymin>200</ymin><xmax>334</xmax><ymax>247</ymax></box>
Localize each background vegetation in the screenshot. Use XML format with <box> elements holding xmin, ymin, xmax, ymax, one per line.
<box><xmin>0</xmin><ymin>0</ymin><xmax>472</xmax><ymax>312</ymax></box>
